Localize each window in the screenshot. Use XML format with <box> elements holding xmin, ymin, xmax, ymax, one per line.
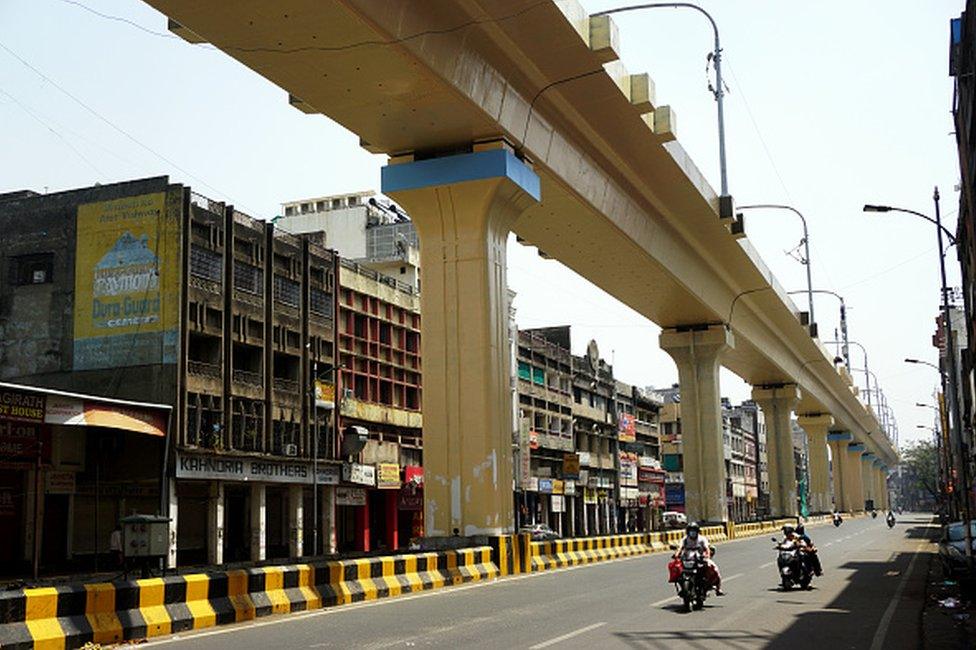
<box><xmin>310</xmin><ymin>288</ymin><xmax>333</xmax><ymax>317</ymax></box>
<box><xmin>663</xmin><ymin>453</ymin><xmax>683</xmax><ymax>472</ymax></box>
<box><xmin>273</xmin><ymin>274</ymin><xmax>300</xmax><ymax>307</ymax></box>
<box><xmin>332</xmin><ymin>198</ymin><xmax>342</xmax><ymax>209</ymax></box>
<box><xmin>9</xmin><ymin>253</ymin><xmax>53</xmax><ymax>286</ymax></box>
<box><xmin>301</xmin><ymin>203</ymin><xmax>311</xmax><ymax>214</ymax></box>
<box><xmin>518</xmin><ymin>361</ymin><xmax>531</xmax><ymax>381</ymax></box>
<box><xmin>315</xmin><ymin>201</ymin><xmax>326</xmax><ymax>212</ymax></box>
<box><xmin>233</xmin><ymin>260</ymin><xmax>262</xmax><ymax>295</ymax></box>
<box><xmin>190</xmin><ymin>245</ymin><xmax>222</xmax><ymax>283</ymax></box>
<box><xmin>532</xmin><ymin>367</ymin><xmax>545</xmax><ymax>386</ymax></box>
<box><xmin>284</xmin><ymin>206</ymin><xmax>296</xmax><ymax>216</ymax></box>
<box><xmin>349</xmin><ymin>196</ymin><xmax>359</xmax><ymax>206</ymax></box>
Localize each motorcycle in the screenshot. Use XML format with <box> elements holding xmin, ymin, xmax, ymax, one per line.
<box><xmin>886</xmin><ymin>513</ymin><xmax>896</xmax><ymax>529</ymax></box>
<box><xmin>668</xmin><ymin>545</ymin><xmax>709</xmax><ymax>612</ymax></box>
<box><xmin>772</xmin><ymin>538</ymin><xmax>814</xmax><ymax>591</ymax></box>
<box><xmin>871</xmin><ymin>510</ymin><xmax>878</xmax><ymax>519</ymax></box>
<box><xmin>832</xmin><ymin>514</ymin><xmax>843</xmax><ymax>527</ymax></box>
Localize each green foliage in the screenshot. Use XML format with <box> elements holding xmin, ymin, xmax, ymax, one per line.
<box><xmin>900</xmin><ymin>440</ymin><xmax>939</xmax><ymax>497</ymax></box>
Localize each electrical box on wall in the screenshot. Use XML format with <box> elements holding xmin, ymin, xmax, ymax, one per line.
<box><xmin>121</xmin><ymin>514</ymin><xmax>170</xmax><ymax>558</ymax></box>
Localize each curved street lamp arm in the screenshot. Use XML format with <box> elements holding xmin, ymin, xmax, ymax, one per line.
<box><xmin>864</xmin><ymin>205</ymin><xmax>957</xmax><ymax>245</ymax></box>
<box><xmin>593</xmin><ymin>2</ymin><xmax>719</xmax><ymax>43</ymax></box>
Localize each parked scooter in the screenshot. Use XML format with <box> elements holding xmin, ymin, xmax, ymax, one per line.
<box><xmin>668</xmin><ymin>545</ymin><xmax>710</xmax><ymax>612</ymax></box>
<box><xmin>772</xmin><ymin>538</ymin><xmax>814</xmax><ymax>590</ymax></box>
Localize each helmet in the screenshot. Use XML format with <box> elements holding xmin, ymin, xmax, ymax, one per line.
<box><xmin>686</xmin><ymin>522</ymin><xmax>701</xmax><ymax>535</ymax></box>
<box><xmin>782</xmin><ymin>525</ymin><xmax>795</xmax><ymax>536</ymax></box>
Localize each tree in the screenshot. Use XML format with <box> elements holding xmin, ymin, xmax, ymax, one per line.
<box><xmin>900</xmin><ymin>440</ymin><xmax>940</xmax><ymax>502</ymax></box>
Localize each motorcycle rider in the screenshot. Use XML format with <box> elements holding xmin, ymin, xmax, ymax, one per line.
<box><xmin>795</xmin><ymin>524</ymin><xmax>823</xmax><ymax>576</ymax></box>
<box><xmin>673</xmin><ymin>522</ymin><xmax>724</xmax><ymax>595</ymax></box>
<box><xmin>886</xmin><ymin>511</ymin><xmax>896</xmax><ymax>528</ymax></box>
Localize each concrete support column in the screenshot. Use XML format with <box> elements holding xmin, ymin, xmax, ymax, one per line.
<box><xmin>845</xmin><ymin>444</ymin><xmax>866</xmax><ymax>512</ymax></box>
<box><xmin>827</xmin><ymin>432</ymin><xmax>853</xmax><ymax>511</ymax></box>
<box><xmin>660</xmin><ymin>325</ymin><xmax>734</xmax><ymax>523</ymax></box>
<box><xmin>167</xmin><ymin>479</ymin><xmax>178</xmax><ymax>569</ymax></box>
<box><xmin>207</xmin><ymin>481</ymin><xmax>224</xmax><ymax>565</ymax></box>
<box><xmin>876</xmin><ymin>463</ymin><xmax>888</xmax><ymax>510</ymax></box>
<box><xmin>250</xmin><ymin>484</ymin><xmax>266</xmax><ymax>562</ymax></box>
<box><xmin>872</xmin><ymin>459</ymin><xmax>885</xmax><ymax>510</ymax></box>
<box><xmin>753</xmin><ymin>385</ymin><xmax>801</xmax><ymax>517</ymax></box>
<box><xmin>288</xmin><ymin>485</ymin><xmax>303</xmax><ymax>558</ymax></box>
<box><xmin>796</xmin><ymin>415</ymin><xmax>833</xmax><ymax>514</ymax></box>
<box><xmin>861</xmin><ymin>453</ymin><xmax>877</xmax><ymax>509</ymax></box>
<box><xmin>383</xmin><ymin>145</ymin><xmax>539</xmax><ymax>536</ymax></box>
<box><xmin>322</xmin><ymin>485</ymin><xmax>337</xmax><ymax>555</ymax></box>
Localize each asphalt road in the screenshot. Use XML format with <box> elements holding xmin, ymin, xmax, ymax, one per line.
<box><xmin>140</xmin><ymin>513</ymin><xmax>936</xmax><ymax>650</ymax></box>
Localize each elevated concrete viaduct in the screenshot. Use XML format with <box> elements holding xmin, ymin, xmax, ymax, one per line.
<box><xmin>148</xmin><ymin>0</ymin><xmax>897</xmax><ymax>532</ymax></box>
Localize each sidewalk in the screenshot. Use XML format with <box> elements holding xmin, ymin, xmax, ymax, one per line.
<box><xmin>922</xmin><ymin>545</ymin><xmax>976</xmax><ymax>648</ymax></box>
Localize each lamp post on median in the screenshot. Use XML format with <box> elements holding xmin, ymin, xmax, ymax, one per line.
<box><xmin>593</xmin><ymin>3</ymin><xmax>729</xmax><ymax>197</ymax></box>
<box><xmin>868</xmin><ymin>189</ymin><xmax>971</xmax><ymax>570</ymax></box>
<box><xmin>738</xmin><ymin>205</ymin><xmax>815</xmax><ymax>331</ymax></box>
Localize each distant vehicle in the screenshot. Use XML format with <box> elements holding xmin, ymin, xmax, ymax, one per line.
<box><xmin>519</xmin><ymin>523</ymin><xmax>559</xmax><ymax>541</ymax></box>
<box><xmin>938</xmin><ymin>520</ymin><xmax>976</xmax><ymax>577</ymax></box>
<box><xmin>662</xmin><ymin>511</ymin><xmax>688</xmax><ymax>529</ymax></box>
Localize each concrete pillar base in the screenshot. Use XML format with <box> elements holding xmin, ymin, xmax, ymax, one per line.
<box><xmin>660</xmin><ymin>325</ymin><xmax>734</xmax><ymax>523</ymax></box>
<box><xmin>288</xmin><ymin>485</ymin><xmax>303</xmax><ymax>558</ymax></box>
<box><xmin>250</xmin><ymin>484</ymin><xmax>266</xmax><ymax>562</ymax></box>
<box><xmin>797</xmin><ymin>414</ymin><xmax>833</xmax><ymax>514</ymax></box>
<box><xmin>383</xmin><ymin>145</ymin><xmax>540</xmax><ymax>536</ymax></box>
<box><xmin>207</xmin><ymin>481</ymin><xmax>224</xmax><ymax>565</ymax></box>
<box><xmin>753</xmin><ymin>385</ymin><xmax>801</xmax><ymax>517</ymax></box>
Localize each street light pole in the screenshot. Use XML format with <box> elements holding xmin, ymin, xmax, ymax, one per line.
<box><xmin>593</xmin><ymin>3</ymin><xmax>728</xmax><ymax>196</ymax></box>
<box><xmin>867</xmin><ymin>190</ymin><xmax>972</xmax><ymax>570</ymax></box>
<box><xmin>827</xmin><ymin>340</ymin><xmax>871</xmax><ymax>408</ymax></box>
<box><xmin>793</xmin><ymin>290</ymin><xmax>848</xmax><ymax>370</ymax></box>
<box><xmin>739</xmin><ymin>204</ymin><xmax>814</xmax><ymax>329</ymax></box>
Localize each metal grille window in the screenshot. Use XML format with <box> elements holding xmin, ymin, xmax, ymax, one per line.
<box><xmin>366</xmin><ymin>222</ymin><xmax>419</xmax><ymax>259</ymax></box>
<box><xmin>310</xmin><ymin>288</ymin><xmax>333</xmax><ymax>317</ymax></box>
<box><xmin>190</xmin><ymin>245</ymin><xmax>222</xmax><ymax>283</ymax></box>
<box><xmin>234</xmin><ymin>260</ymin><xmax>262</xmax><ymax>295</ymax></box>
<box><xmin>274</xmin><ymin>274</ymin><xmax>300</xmax><ymax>307</ymax></box>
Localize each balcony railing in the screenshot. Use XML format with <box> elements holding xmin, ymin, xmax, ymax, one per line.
<box><xmin>232</xmin><ymin>369</ymin><xmax>263</xmax><ymax>387</ymax></box>
<box><xmin>188</xmin><ymin>360</ymin><xmax>221</xmax><ymax>379</ymax></box>
<box><xmin>273</xmin><ymin>377</ymin><xmax>300</xmax><ymax>394</ymax></box>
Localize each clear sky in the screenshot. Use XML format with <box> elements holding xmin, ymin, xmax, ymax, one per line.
<box><xmin>0</xmin><ymin>0</ymin><xmax>963</xmax><ymax>448</ymax></box>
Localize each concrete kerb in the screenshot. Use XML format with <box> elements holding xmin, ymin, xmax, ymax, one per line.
<box><xmin>0</xmin><ymin>548</ymin><xmax>498</xmax><ymax>650</ymax></box>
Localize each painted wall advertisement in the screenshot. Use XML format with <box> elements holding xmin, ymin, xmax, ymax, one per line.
<box><xmin>73</xmin><ymin>193</ymin><xmax>180</xmax><ymax>370</ymax></box>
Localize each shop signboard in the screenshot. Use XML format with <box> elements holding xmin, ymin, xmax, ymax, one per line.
<box><xmin>551</xmin><ymin>495</ymin><xmax>565</xmax><ymax>513</ymax></box>
<box><xmin>562</xmin><ymin>453</ymin><xmax>580</xmax><ymax>480</ymax></box>
<box><xmin>404</xmin><ymin>465</ymin><xmax>424</xmax><ymax>486</ymax></box>
<box><xmin>577</xmin><ymin>451</ymin><xmax>591</xmax><ymax>467</ymax></box>
<box><xmin>527</xmin><ymin>477</ymin><xmax>539</xmax><ymax>492</ymax></box>
<box><xmin>578</xmin><ymin>469</ymin><xmax>589</xmax><ymax>484</ymax></box>
<box><xmin>314</xmin><ymin>381</ymin><xmax>335</xmax><ymax>409</ymax></box>
<box><xmin>528</xmin><ymin>430</ymin><xmax>539</xmax><ymax>450</ymax></box>
<box><xmin>46</xmin><ymin>471</ymin><xmax>76</xmax><ymax>494</ymax></box>
<box><xmin>617</xmin><ymin>412</ymin><xmax>636</xmax><ymax>443</ymax></box>
<box><xmin>584</xmin><ymin>488</ymin><xmax>598</xmax><ymax>504</ymax></box>
<box><xmin>538</xmin><ymin>478</ymin><xmax>553</xmax><ymax>494</ymax></box>
<box><xmin>398</xmin><ymin>491</ymin><xmax>423</xmax><ymax>510</ymax></box>
<box><xmin>343</xmin><ymin>462</ymin><xmax>376</xmax><ymax>487</ymax></box>
<box><xmin>376</xmin><ymin>462</ymin><xmax>401</xmax><ymax>489</ymax></box>
<box><xmin>175</xmin><ymin>451</ymin><xmax>340</xmax><ymax>485</ymax></box>
<box><xmin>665</xmin><ymin>483</ymin><xmax>685</xmax><ymax>506</ymax></box>
<box><xmin>518</xmin><ymin>418</ymin><xmax>531</xmax><ymax>489</ymax></box>
<box><xmin>563</xmin><ymin>481</ymin><xmax>576</xmax><ymax>496</ymax></box>
<box><xmin>618</xmin><ymin>451</ymin><xmax>638</xmax><ymax>485</ymax></box>
<box><xmin>552</xmin><ymin>479</ymin><xmax>564</xmax><ymax>495</ymax></box>
<box><xmin>336</xmin><ymin>486</ymin><xmax>367</xmax><ymax>506</ymax></box>
<box><xmin>0</xmin><ymin>388</ymin><xmax>45</xmax><ymax>464</ymax></box>
<box><xmin>73</xmin><ymin>193</ymin><xmax>180</xmax><ymax>370</ymax></box>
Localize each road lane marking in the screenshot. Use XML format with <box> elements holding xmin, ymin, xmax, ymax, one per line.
<box><xmin>529</xmin><ymin>622</ymin><xmax>606</xmax><ymax>649</ymax></box>
<box><xmin>760</xmin><ymin>562</ymin><xmax>774</xmax><ymax>569</ymax></box>
<box><xmin>724</xmin><ymin>573</ymin><xmax>744</xmax><ymax>581</ymax></box>
<box><xmin>868</xmin><ymin>538</ymin><xmax>928</xmax><ymax>650</ymax></box>
<box><xmin>651</xmin><ymin>595</ymin><xmax>677</xmax><ymax>607</ymax></box>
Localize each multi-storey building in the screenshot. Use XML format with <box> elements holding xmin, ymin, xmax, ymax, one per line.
<box><xmin>653</xmin><ymin>385</ymin><xmax>684</xmax><ymax>514</ymax></box>
<box><xmin>0</xmin><ymin>177</ymin><xmax>340</xmax><ymax>574</ymax></box>
<box><xmin>614</xmin><ymin>381</ymin><xmax>664</xmax><ymax>531</ymax></box>
<box><xmin>729</xmin><ymin>401</ymin><xmax>761</xmax><ymax>521</ymax></box>
<box><xmin>722</xmin><ymin>398</ymin><xmax>748</xmax><ymax>522</ymax></box>
<box><xmin>515</xmin><ymin>329</ymin><xmax>573</xmax><ymax>535</ymax></box>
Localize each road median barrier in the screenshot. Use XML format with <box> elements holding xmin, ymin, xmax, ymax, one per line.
<box><xmin>0</xmin><ymin>547</ymin><xmax>497</xmax><ymax>649</ymax></box>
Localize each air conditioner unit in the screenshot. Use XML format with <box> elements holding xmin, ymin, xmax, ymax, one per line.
<box><xmin>283</xmin><ymin>443</ymin><xmax>298</xmax><ymax>457</ymax></box>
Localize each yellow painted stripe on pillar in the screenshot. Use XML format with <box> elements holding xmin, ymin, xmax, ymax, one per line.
<box><xmin>183</xmin><ymin>574</ymin><xmax>216</xmax><ymax>629</ymax></box>
<box><xmin>136</xmin><ymin>578</ymin><xmax>171</xmax><ymax>638</ymax></box>
<box><xmin>24</xmin><ymin>587</ymin><xmax>58</xmax><ymax>620</ymax></box>
<box><xmin>227</xmin><ymin>570</ymin><xmax>255</xmax><ymax>621</ymax></box>
<box><xmin>85</xmin><ymin>582</ymin><xmax>123</xmax><ymax>644</ymax></box>
<box><xmin>262</xmin><ymin>567</ymin><xmax>290</xmax><ymax>614</ymax></box>
<box><xmin>24</xmin><ymin>619</ymin><xmax>65</xmax><ymax>650</ymax></box>
<box><xmin>380</xmin><ymin>558</ymin><xmax>401</xmax><ymax>597</ymax></box>
<box><xmin>297</xmin><ymin>564</ymin><xmax>322</xmax><ymax>610</ymax></box>
<box><xmin>355</xmin><ymin>559</ymin><xmax>378</xmax><ymax>600</ymax></box>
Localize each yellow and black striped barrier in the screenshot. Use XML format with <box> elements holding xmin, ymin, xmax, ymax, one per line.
<box><xmin>0</xmin><ymin>547</ymin><xmax>498</xmax><ymax>649</ymax></box>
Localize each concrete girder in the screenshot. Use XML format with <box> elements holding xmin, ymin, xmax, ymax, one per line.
<box><xmin>145</xmin><ymin>0</ymin><xmax>896</xmax><ymax>470</ymax></box>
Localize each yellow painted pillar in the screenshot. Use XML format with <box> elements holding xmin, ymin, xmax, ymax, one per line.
<box><xmin>659</xmin><ymin>325</ymin><xmax>734</xmax><ymax>523</ymax></box>
<box><xmin>827</xmin><ymin>432</ymin><xmax>853</xmax><ymax>511</ymax></box>
<box><xmin>874</xmin><ymin>460</ymin><xmax>887</xmax><ymax>510</ymax></box>
<box><xmin>383</xmin><ymin>145</ymin><xmax>540</xmax><ymax>536</ymax></box>
<box><xmin>753</xmin><ymin>385</ymin><xmax>800</xmax><ymax>517</ymax></box>
<box><xmin>846</xmin><ymin>443</ymin><xmax>866</xmax><ymax>512</ymax></box>
<box><xmin>796</xmin><ymin>414</ymin><xmax>833</xmax><ymax>514</ymax></box>
<box><xmin>861</xmin><ymin>452</ymin><xmax>877</xmax><ymax>509</ymax></box>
